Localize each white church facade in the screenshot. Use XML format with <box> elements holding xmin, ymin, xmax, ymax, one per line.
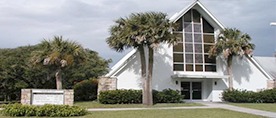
<box><xmin>103</xmin><ymin>1</ymin><xmax>276</xmax><ymax>102</ymax></box>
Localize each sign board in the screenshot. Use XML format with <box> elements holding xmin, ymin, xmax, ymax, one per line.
<box><xmin>31</xmin><ymin>89</ymin><xmax>64</xmax><ymax>105</ymax></box>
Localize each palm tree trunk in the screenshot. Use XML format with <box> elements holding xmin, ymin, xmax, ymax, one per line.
<box><xmin>227</xmin><ymin>56</ymin><xmax>233</xmax><ymax>91</ymax></box>
<box><xmin>55</xmin><ymin>69</ymin><xmax>62</xmax><ymax>90</ymax></box>
<box><xmin>138</xmin><ymin>46</ymin><xmax>147</xmax><ymax>105</ymax></box>
<box><xmin>147</xmin><ymin>48</ymin><xmax>154</xmax><ymax>105</ymax></box>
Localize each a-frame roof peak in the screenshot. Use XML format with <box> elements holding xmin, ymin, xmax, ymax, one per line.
<box><xmin>169</xmin><ymin>0</ymin><xmax>225</xmax><ymax>29</ymax></box>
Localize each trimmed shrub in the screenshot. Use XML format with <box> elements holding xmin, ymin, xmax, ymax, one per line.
<box><xmin>2</xmin><ymin>104</ymin><xmax>87</xmax><ymax>117</ymax></box>
<box><xmin>222</xmin><ymin>88</ymin><xmax>276</xmax><ymax>103</ymax></box>
<box><xmin>74</xmin><ymin>79</ymin><xmax>98</xmax><ymax>101</ymax></box>
<box><xmin>98</xmin><ymin>89</ymin><xmax>142</xmax><ymax>104</ymax></box>
<box><xmin>156</xmin><ymin>89</ymin><xmax>183</xmax><ymax>103</ymax></box>
<box><xmin>98</xmin><ymin>89</ymin><xmax>183</xmax><ymax>104</ymax></box>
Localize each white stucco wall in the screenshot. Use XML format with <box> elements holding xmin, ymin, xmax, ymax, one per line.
<box><xmin>232</xmin><ymin>56</ymin><xmax>268</xmax><ymax>91</ymax></box>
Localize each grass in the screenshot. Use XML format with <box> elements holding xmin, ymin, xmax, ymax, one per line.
<box><xmin>74</xmin><ymin>101</ymin><xmax>203</xmax><ymax>108</ymax></box>
<box><xmin>0</xmin><ymin>108</ymin><xmax>264</xmax><ymax>118</ymax></box>
<box><xmin>229</xmin><ymin>103</ymin><xmax>276</xmax><ymax>112</ymax></box>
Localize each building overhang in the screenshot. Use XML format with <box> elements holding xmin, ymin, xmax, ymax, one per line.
<box><xmin>171</xmin><ymin>73</ymin><xmax>229</xmax><ymax>79</ymax></box>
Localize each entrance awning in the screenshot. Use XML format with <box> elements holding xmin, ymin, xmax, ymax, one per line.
<box><xmin>171</xmin><ymin>74</ymin><xmax>229</xmax><ymax>79</ymax></box>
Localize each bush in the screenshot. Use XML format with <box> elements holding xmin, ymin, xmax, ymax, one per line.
<box><xmin>222</xmin><ymin>88</ymin><xmax>276</xmax><ymax>103</ymax></box>
<box><xmin>73</xmin><ymin>79</ymin><xmax>98</xmax><ymax>101</ymax></box>
<box><xmin>156</xmin><ymin>89</ymin><xmax>183</xmax><ymax>103</ymax></box>
<box><xmin>98</xmin><ymin>89</ymin><xmax>142</xmax><ymax>104</ymax></box>
<box><xmin>98</xmin><ymin>89</ymin><xmax>183</xmax><ymax>104</ymax></box>
<box><xmin>1</xmin><ymin>104</ymin><xmax>87</xmax><ymax>117</ymax></box>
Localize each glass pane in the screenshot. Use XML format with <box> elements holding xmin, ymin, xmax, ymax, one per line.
<box><xmin>186</xmin><ymin>64</ymin><xmax>194</xmax><ymax>71</ymax></box>
<box><xmin>204</xmin><ymin>55</ymin><xmax>216</xmax><ymax>64</ymax></box>
<box><xmin>184</xmin><ymin>10</ymin><xmax>191</xmax><ymax>22</ymax></box>
<box><xmin>194</xmin><ymin>34</ymin><xmax>202</xmax><ymax>43</ymax></box>
<box><xmin>205</xmin><ymin>65</ymin><xmax>216</xmax><ymax>72</ymax></box>
<box><xmin>194</xmin><ymin>24</ymin><xmax>201</xmax><ymax>33</ymax></box>
<box><xmin>195</xmin><ymin>65</ymin><xmax>203</xmax><ymax>71</ymax></box>
<box><xmin>203</xmin><ymin>35</ymin><xmax>214</xmax><ymax>43</ymax></box>
<box><xmin>204</xmin><ymin>44</ymin><xmax>213</xmax><ymax>53</ymax></box>
<box><xmin>194</xmin><ymin>44</ymin><xmax>202</xmax><ymax>53</ymax></box>
<box><xmin>175</xmin><ymin>17</ymin><xmax>183</xmax><ymax>31</ymax></box>
<box><xmin>174</xmin><ymin>33</ymin><xmax>183</xmax><ymax>42</ymax></box>
<box><xmin>184</xmin><ymin>33</ymin><xmax>193</xmax><ymax>42</ymax></box>
<box><xmin>184</xmin><ymin>23</ymin><xmax>192</xmax><ymax>32</ymax></box>
<box><xmin>185</xmin><ymin>54</ymin><xmax>193</xmax><ymax>63</ymax></box>
<box><xmin>185</xmin><ymin>43</ymin><xmax>193</xmax><ymax>52</ymax></box>
<box><xmin>174</xmin><ymin>64</ymin><xmax>184</xmax><ymax>71</ymax></box>
<box><xmin>173</xmin><ymin>54</ymin><xmax>184</xmax><ymax>62</ymax></box>
<box><xmin>173</xmin><ymin>43</ymin><xmax>183</xmax><ymax>52</ymax></box>
<box><xmin>195</xmin><ymin>54</ymin><xmax>203</xmax><ymax>63</ymax></box>
<box><xmin>203</xmin><ymin>18</ymin><xmax>214</xmax><ymax>33</ymax></box>
<box><xmin>192</xmin><ymin>9</ymin><xmax>200</xmax><ymax>23</ymax></box>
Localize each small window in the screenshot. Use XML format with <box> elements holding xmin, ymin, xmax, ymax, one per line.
<box><xmin>173</xmin><ymin>43</ymin><xmax>183</xmax><ymax>52</ymax></box>
<box><xmin>195</xmin><ymin>54</ymin><xmax>203</xmax><ymax>63</ymax></box>
<box><xmin>186</xmin><ymin>64</ymin><xmax>194</xmax><ymax>71</ymax></box>
<box><xmin>185</xmin><ymin>43</ymin><xmax>193</xmax><ymax>52</ymax></box>
<box><xmin>195</xmin><ymin>65</ymin><xmax>203</xmax><ymax>71</ymax></box>
<box><xmin>184</xmin><ymin>33</ymin><xmax>193</xmax><ymax>42</ymax></box>
<box><xmin>194</xmin><ymin>24</ymin><xmax>201</xmax><ymax>33</ymax></box>
<box><xmin>194</xmin><ymin>34</ymin><xmax>202</xmax><ymax>43</ymax></box>
<box><xmin>204</xmin><ymin>55</ymin><xmax>216</xmax><ymax>64</ymax></box>
<box><xmin>174</xmin><ymin>64</ymin><xmax>184</xmax><ymax>71</ymax></box>
<box><xmin>204</xmin><ymin>44</ymin><xmax>213</xmax><ymax>53</ymax></box>
<box><xmin>203</xmin><ymin>18</ymin><xmax>214</xmax><ymax>33</ymax></box>
<box><xmin>205</xmin><ymin>65</ymin><xmax>216</xmax><ymax>72</ymax></box>
<box><xmin>173</xmin><ymin>54</ymin><xmax>184</xmax><ymax>62</ymax></box>
<box><xmin>174</xmin><ymin>33</ymin><xmax>183</xmax><ymax>41</ymax></box>
<box><xmin>184</xmin><ymin>10</ymin><xmax>191</xmax><ymax>22</ymax></box>
<box><xmin>175</xmin><ymin>17</ymin><xmax>183</xmax><ymax>31</ymax></box>
<box><xmin>194</xmin><ymin>44</ymin><xmax>202</xmax><ymax>53</ymax></box>
<box><xmin>184</xmin><ymin>23</ymin><xmax>192</xmax><ymax>32</ymax></box>
<box><xmin>203</xmin><ymin>35</ymin><xmax>214</xmax><ymax>43</ymax></box>
<box><xmin>185</xmin><ymin>54</ymin><xmax>193</xmax><ymax>63</ymax></box>
<box><xmin>192</xmin><ymin>9</ymin><xmax>200</xmax><ymax>23</ymax></box>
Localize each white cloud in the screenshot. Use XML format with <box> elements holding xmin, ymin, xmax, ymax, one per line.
<box><xmin>0</xmin><ymin>0</ymin><xmax>275</xmax><ymax>66</ymax></box>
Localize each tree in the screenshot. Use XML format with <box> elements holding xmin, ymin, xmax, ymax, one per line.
<box><xmin>31</xmin><ymin>36</ymin><xmax>87</xmax><ymax>90</ymax></box>
<box><xmin>106</xmin><ymin>12</ymin><xmax>178</xmax><ymax>105</ymax></box>
<box><xmin>209</xmin><ymin>28</ymin><xmax>255</xmax><ymax>90</ymax></box>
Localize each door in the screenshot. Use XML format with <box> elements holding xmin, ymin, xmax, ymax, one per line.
<box><xmin>181</xmin><ymin>82</ymin><xmax>202</xmax><ymax>100</ymax></box>
<box><xmin>181</xmin><ymin>82</ymin><xmax>190</xmax><ymax>99</ymax></box>
<box><xmin>192</xmin><ymin>82</ymin><xmax>202</xmax><ymax>99</ymax></box>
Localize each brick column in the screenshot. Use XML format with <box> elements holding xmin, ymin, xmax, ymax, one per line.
<box><xmin>64</xmin><ymin>90</ymin><xmax>74</xmax><ymax>106</ymax></box>
<box><xmin>21</xmin><ymin>89</ymin><xmax>31</xmax><ymax>105</ymax></box>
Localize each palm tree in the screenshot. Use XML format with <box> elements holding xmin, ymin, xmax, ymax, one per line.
<box><xmin>209</xmin><ymin>28</ymin><xmax>255</xmax><ymax>90</ymax></box>
<box><xmin>106</xmin><ymin>12</ymin><xmax>177</xmax><ymax>105</ymax></box>
<box><xmin>31</xmin><ymin>36</ymin><xmax>86</xmax><ymax>90</ymax></box>
<box><xmin>107</xmin><ymin>12</ymin><xmax>178</xmax><ymax>105</ymax></box>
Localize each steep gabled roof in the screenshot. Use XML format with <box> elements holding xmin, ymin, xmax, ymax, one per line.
<box><xmin>105</xmin><ymin>49</ymin><xmax>137</xmax><ymax>77</ymax></box>
<box><xmin>254</xmin><ymin>56</ymin><xmax>276</xmax><ymax>80</ymax></box>
<box><xmin>169</xmin><ymin>0</ymin><xmax>225</xmax><ymax>29</ymax></box>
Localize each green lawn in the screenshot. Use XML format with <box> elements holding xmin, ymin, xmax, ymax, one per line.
<box><xmin>74</xmin><ymin>101</ymin><xmax>203</xmax><ymax>108</ymax></box>
<box><xmin>229</xmin><ymin>103</ymin><xmax>276</xmax><ymax>112</ymax></box>
<box><xmin>0</xmin><ymin>108</ymin><xmax>264</xmax><ymax>118</ymax></box>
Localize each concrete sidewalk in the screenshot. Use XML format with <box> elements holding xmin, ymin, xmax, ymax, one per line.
<box><xmin>195</xmin><ymin>102</ymin><xmax>276</xmax><ymax>118</ymax></box>
<box><xmin>87</xmin><ymin>106</ymin><xmax>215</xmax><ymax>111</ymax></box>
<box><xmin>87</xmin><ymin>102</ymin><xmax>276</xmax><ymax>118</ymax></box>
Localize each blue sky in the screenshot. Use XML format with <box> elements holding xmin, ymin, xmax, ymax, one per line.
<box><xmin>0</xmin><ymin>0</ymin><xmax>275</xmax><ymax>66</ymax></box>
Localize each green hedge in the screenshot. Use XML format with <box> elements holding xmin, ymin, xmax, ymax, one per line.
<box><xmin>73</xmin><ymin>79</ymin><xmax>98</xmax><ymax>101</ymax></box>
<box><xmin>98</xmin><ymin>89</ymin><xmax>183</xmax><ymax>104</ymax></box>
<box><xmin>1</xmin><ymin>104</ymin><xmax>87</xmax><ymax>117</ymax></box>
<box><xmin>222</xmin><ymin>88</ymin><xmax>276</xmax><ymax>103</ymax></box>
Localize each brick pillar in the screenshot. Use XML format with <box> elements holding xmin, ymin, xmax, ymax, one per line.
<box><xmin>98</xmin><ymin>76</ymin><xmax>117</xmax><ymax>95</ymax></box>
<box><xmin>64</xmin><ymin>90</ymin><xmax>74</xmax><ymax>106</ymax></box>
<box><xmin>21</xmin><ymin>89</ymin><xmax>31</xmax><ymax>105</ymax></box>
